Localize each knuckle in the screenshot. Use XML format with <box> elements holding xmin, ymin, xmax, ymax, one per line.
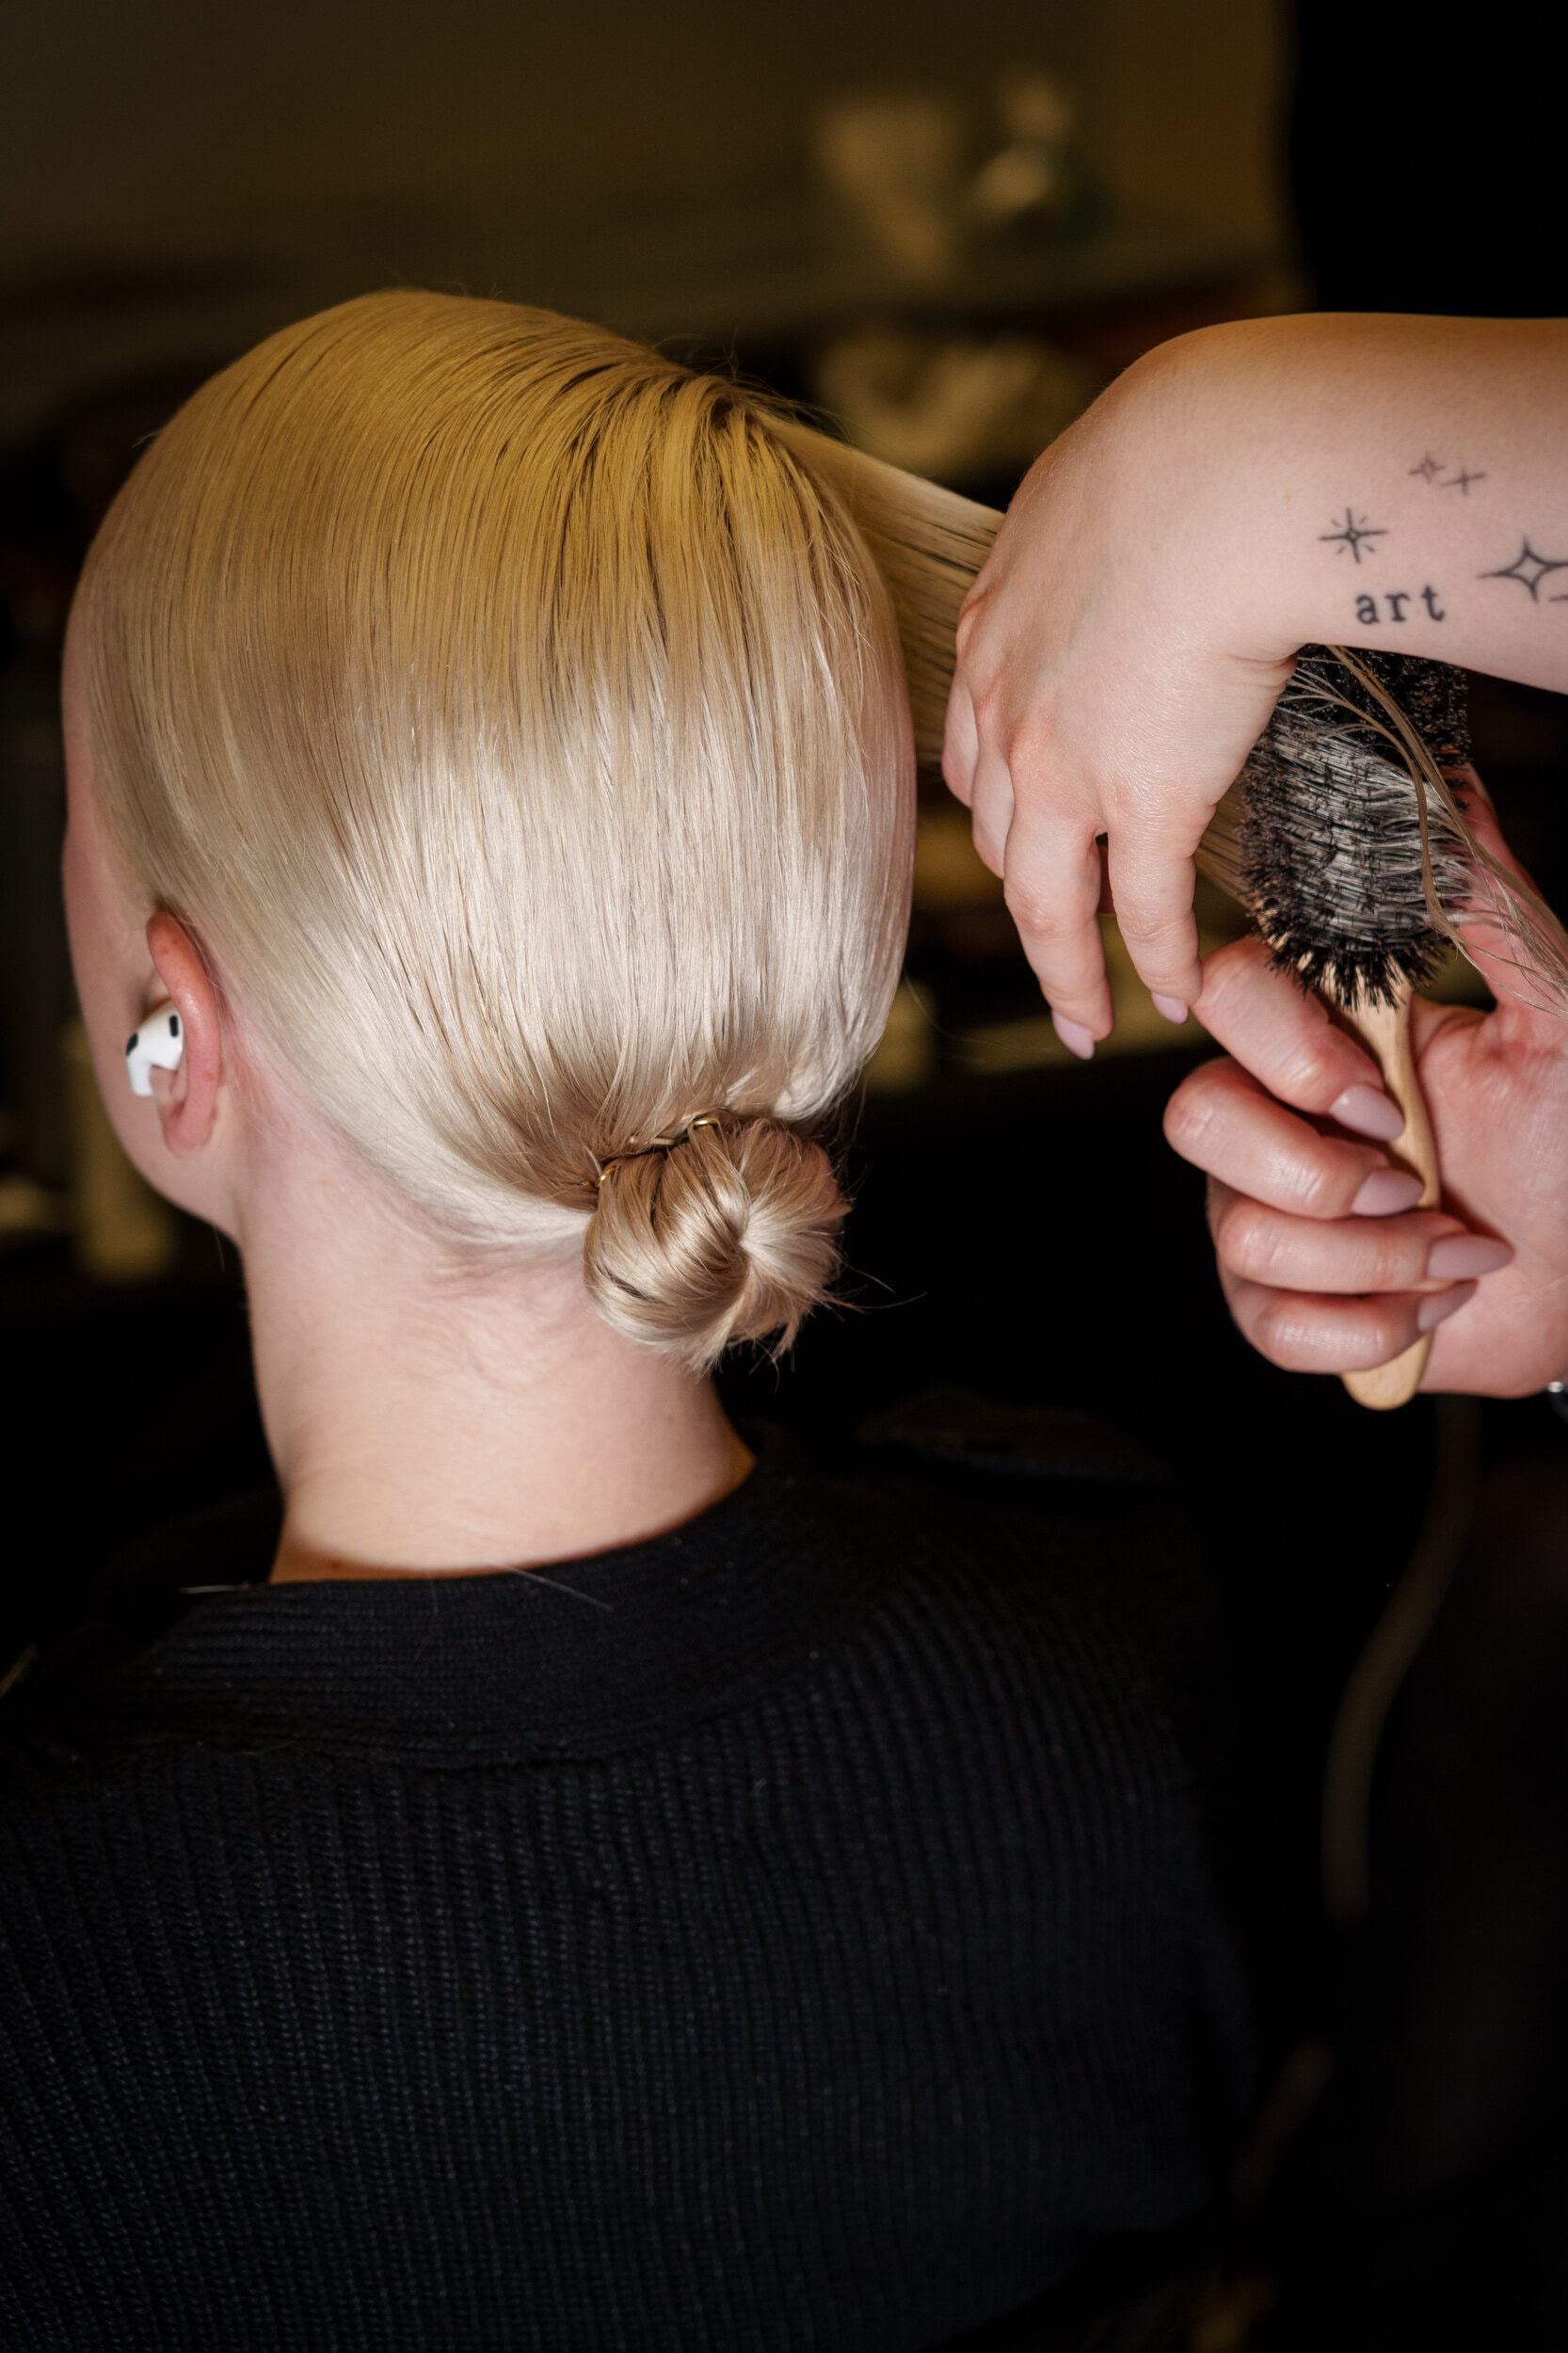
<box><xmin>1217</xmin><ymin>1200</ymin><xmax>1287</xmax><ymax>1285</ymax></box>
<box><xmin>1162</xmin><ymin>1066</ymin><xmax>1224</xmax><ymax>1162</ymax></box>
<box><xmin>1002</xmin><ymin>706</ymin><xmax>1058</xmax><ymax>775</ymax></box>
<box><xmin>1122</xmin><ymin>924</ymin><xmax>1201</xmax><ymax>998</ymax></box>
<box><xmin>1271</xmin><ymin>1040</ymin><xmax>1340</xmax><ymax>1105</ymax></box>
<box><xmin>1194</xmin><ymin>939</ymin><xmax>1263</xmax><ymax>1013</ymax></box>
<box><xmin>1115</xmin><ymin>904</ymin><xmax>1190</xmax><ymax>951</ymax></box>
<box><xmin>1001</xmin><ymin>871</ymin><xmax>1067</xmax><ymax>938</ymax></box>
<box><xmin>1364</xmin><ymin>1222</ymin><xmax>1416</xmax><ymax>1291</ymax></box>
<box><xmin>1249</xmin><ymin>1291</ymin><xmax>1328</xmax><ymax>1373</ymax></box>
<box><xmin>968</xmin><ymin>670</ymin><xmax>1010</xmax><ymax>736</ymax></box>
<box><xmin>1193</xmin><ymin>938</ymin><xmax>1308</xmax><ymax>1047</ymax></box>
<box><xmin>1347</xmin><ymin>1305</ymin><xmax>1412</xmax><ymax>1371</ymax></box>
<box><xmin>1291</xmin><ymin>1154</ymin><xmax>1357</xmax><ymax>1219</ymax></box>
<box><xmin>953</xmin><ymin>592</ymin><xmax>989</xmax><ymax>662</ymax></box>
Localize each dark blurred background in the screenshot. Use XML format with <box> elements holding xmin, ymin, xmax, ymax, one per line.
<box><xmin>2</xmin><ymin>4</ymin><xmax>1565</xmax><ymax>2333</ymax></box>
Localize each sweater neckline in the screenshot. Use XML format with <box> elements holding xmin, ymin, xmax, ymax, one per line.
<box><xmin>33</xmin><ymin>1430</ymin><xmax>897</xmax><ymax>1761</ymax></box>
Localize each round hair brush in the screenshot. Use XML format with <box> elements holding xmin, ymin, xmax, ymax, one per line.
<box><xmin>1199</xmin><ymin>648</ymin><xmax>1472</xmax><ymax>1411</ymax></box>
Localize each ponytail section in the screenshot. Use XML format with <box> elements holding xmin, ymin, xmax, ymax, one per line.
<box><xmin>769</xmin><ymin>419</ymin><xmax>1001</xmax><ymax>760</ymax></box>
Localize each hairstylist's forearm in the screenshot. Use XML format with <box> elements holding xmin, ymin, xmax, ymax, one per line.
<box><xmin>1142</xmin><ymin>312</ymin><xmax>1568</xmax><ymax>691</ymax></box>
<box><xmin>945</xmin><ymin>311</ymin><xmax>1568</xmax><ymax>1033</ymax></box>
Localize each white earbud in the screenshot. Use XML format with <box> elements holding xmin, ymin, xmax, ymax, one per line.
<box><xmin>125</xmin><ymin>1002</ymin><xmax>184</xmax><ymax>1096</ymax></box>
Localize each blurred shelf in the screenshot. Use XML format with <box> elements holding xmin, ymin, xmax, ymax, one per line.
<box><xmin>0</xmin><ymin>200</ymin><xmax>1279</xmax><ymax>447</ymax></box>
<box><xmin>543</xmin><ymin>198</ymin><xmax>1278</xmax><ymax>348</ymax></box>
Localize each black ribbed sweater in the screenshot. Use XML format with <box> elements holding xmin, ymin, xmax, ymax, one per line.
<box><xmin>0</xmin><ymin>1401</ymin><xmax>1253</xmax><ymax>2351</ymax></box>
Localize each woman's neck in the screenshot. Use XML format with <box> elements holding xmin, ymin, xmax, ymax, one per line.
<box><xmin>235</xmin><ymin>1148</ymin><xmax>753</xmax><ymax>1585</ymax></box>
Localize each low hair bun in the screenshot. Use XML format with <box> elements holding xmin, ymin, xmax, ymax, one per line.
<box><xmin>582</xmin><ymin>1117</ymin><xmax>847</xmax><ymax>1372</ymax></box>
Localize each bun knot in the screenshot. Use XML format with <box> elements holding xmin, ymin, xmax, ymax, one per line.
<box><xmin>582</xmin><ymin>1115</ymin><xmax>846</xmax><ymax>1370</ymax></box>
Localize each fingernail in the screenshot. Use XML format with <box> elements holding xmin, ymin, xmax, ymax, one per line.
<box><xmin>1352</xmin><ymin>1168</ymin><xmax>1426</xmax><ymax>1216</ymax></box>
<box><xmin>1152</xmin><ymin>993</ymin><xmax>1189</xmax><ymax>1025</ymax></box>
<box><xmin>1051</xmin><ymin>1012</ymin><xmax>1096</xmax><ymax>1061</ymax></box>
<box><xmin>1426</xmin><ymin>1235</ymin><xmax>1514</xmax><ymax>1281</ymax></box>
<box><xmin>1416</xmin><ymin>1280</ymin><xmax>1478</xmax><ymax>1333</ymax></box>
<box><xmin>1332</xmin><ymin>1084</ymin><xmax>1405</xmax><ymax>1142</ymax></box>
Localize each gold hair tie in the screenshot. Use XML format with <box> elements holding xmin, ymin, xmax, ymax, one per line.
<box><xmin>583</xmin><ymin>1113</ymin><xmax>727</xmax><ymax>1193</ymax></box>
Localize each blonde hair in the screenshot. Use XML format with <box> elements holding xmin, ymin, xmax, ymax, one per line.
<box><xmin>70</xmin><ymin>292</ymin><xmax>999</xmax><ymax>1368</ymax></box>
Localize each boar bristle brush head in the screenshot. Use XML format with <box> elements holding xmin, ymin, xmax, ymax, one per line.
<box><xmin>1200</xmin><ymin>648</ymin><xmax>1473</xmax><ymax>1011</ymax></box>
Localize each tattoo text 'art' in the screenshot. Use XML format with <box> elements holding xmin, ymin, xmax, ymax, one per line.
<box><xmin>1354</xmin><ymin>586</ymin><xmax>1445</xmax><ymax>625</ymax></box>
<box><xmin>1480</xmin><ymin>539</ymin><xmax>1568</xmax><ymax>602</ymax></box>
<box><xmin>1320</xmin><ymin>509</ymin><xmax>1387</xmax><ymax>562</ymax></box>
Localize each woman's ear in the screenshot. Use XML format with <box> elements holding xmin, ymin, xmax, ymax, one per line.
<box><xmin>142</xmin><ymin>910</ymin><xmax>225</xmax><ymax>1158</ymax></box>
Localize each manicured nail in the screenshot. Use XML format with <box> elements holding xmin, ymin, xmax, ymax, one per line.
<box><xmin>1152</xmin><ymin>993</ymin><xmax>1189</xmax><ymax>1025</ymax></box>
<box><xmin>1352</xmin><ymin>1168</ymin><xmax>1426</xmax><ymax>1216</ymax></box>
<box><xmin>1332</xmin><ymin>1085</ymin><xmax>1405</xmax><ymax>1143</ymax></box>
<box><xmin>1416</xmin><ymin>1280</ymin><xmax>1478</xmax><ymax>1333</ymax></box>
<box><xmin>1051</xmin><ymin>1012</ymin><xmax>1096</xmax><ymax>1061</ymax></box>
<box><xmin>1426</xmin><ymin>1235</ymin><xmax>1514</xmax><ymax>1281</ymax></box>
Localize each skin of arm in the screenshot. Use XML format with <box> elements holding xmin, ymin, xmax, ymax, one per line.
<box><xmin>944</xmin><ymin>312</ymin><xmax>1568</xmax><ymax>1048</ymax></box>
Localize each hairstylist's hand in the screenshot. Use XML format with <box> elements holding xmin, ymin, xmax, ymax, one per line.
<box><xmin>1164</xmin><ymin>815</ymin><xmax>1568</xmax><ymax>1395</ymax></box>
<box><xmin>945</xmin><ymin>315</ymin><xmax>1568</xmax><ymax>1051</ymax></box>
<box><xmin>943</xmin><ymin>347</ymin><xmax>1289</xmax><ymax>1050</ymax></box>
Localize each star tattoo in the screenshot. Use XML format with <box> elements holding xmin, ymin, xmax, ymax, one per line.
<box><xmin>1444</xmin><ymin>468</ymin><xmax>1486</xmax><ymax>494</ymax></box>
<box><xmin>1319</xmin><ymin>508</ymin><xmax>1388</xmax><ymax>563</ymax></box>
<box><xmin>1409</xmin><ymin>454</ymin><xmax>1444</xmax><ymax>483</ymax></box>
<box><xmin>1480</xmin><ymin>539</ymin><xmax>1568</xmax><ymax>601</ymax></box>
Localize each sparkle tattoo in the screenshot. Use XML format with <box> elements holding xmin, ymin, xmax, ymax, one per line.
<box><xmin>1443</xmin><ymin>468</ymin><xmax>1486</xmax><ymax>494</ymax></box>
<box><xmin>1409</xmin><ymin>454</ymin><xmax>1444</xmax><ymax>483</ymax></box>
<box><xmin>1480</xmin><ymin>539</ymin><xmax>1568</xmax><ymax>601</ymax></box>
<box><xmin>1320</xmin><ymin>509</ymin><xmax>1388</xmax><ymax>563</ymax></box>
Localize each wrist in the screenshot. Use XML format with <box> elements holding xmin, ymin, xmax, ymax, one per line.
<box><xmin>1106</xmin><ymin>323</ymin><xmax>1336</xmax><ymax>664</ymax></box>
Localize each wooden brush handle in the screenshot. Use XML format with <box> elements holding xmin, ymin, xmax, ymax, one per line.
<box><xmin>1336</xmin><ymin>982</ymin><xmax>1439</xmax><ymax>1411</ymax></box>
